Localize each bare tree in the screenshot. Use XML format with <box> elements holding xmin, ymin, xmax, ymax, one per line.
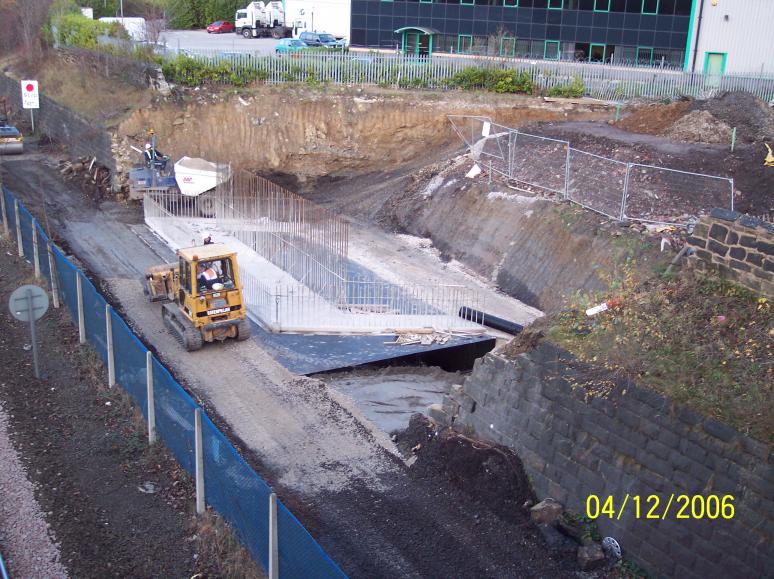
<box><xmin>18</xmin><ymin>0</ymin><xmax>53</xmax><ymax>52</ymax></box>
<box><xmin>144</xmin><ymin>5</ymin><xmax>166</xmax><ymax>45</ymax></box>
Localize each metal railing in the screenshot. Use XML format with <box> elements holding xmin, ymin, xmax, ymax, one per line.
<box><xmin>157</xmin><ymin>48</ymin><xmax>774</xmax><ymax>102</ymax></box>
<box><xmin>449</xmin><ymin>115</ymin><xmax>734</xmax><ymax>225</ymax></box>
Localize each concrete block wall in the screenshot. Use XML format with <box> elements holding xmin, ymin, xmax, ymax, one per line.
<box><xmin>0</xmin><ymin>74</ymin><xmax>116</xmax><ymax>175</ymax></box>
<box><xmin>686</xmin><ymin>208</ymin><xmax>774</xmax><ymax>298</ymax></box>
<box><xmin>441</xmin><ymin>344</ymin><xmax>773</xmax><ymax>579</ymax></box>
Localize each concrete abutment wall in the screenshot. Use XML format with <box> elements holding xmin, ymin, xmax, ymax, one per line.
<box><xmin>437</xmin><ymin>344</ymin><xmax>773</xmax><ymax>578</ymax></box>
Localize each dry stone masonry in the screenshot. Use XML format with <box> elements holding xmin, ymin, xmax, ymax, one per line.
<box><xmin>686</xmin><ymin>208</ymin><xmax>774</xmax><ymax>298</ymax></box>
<box><xmin>434</xmin><ymin>344</ymin><xmax>773</xmax><ymax>579</ymax></box>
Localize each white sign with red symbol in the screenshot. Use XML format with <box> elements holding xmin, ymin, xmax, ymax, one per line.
<box><xmin>21</xmin><ymin>80</ymin><xmax>39</xmax><ymax>109</ymax></box>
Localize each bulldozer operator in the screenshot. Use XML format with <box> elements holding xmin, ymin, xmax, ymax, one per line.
<box><xmin>197</xmin><ymin>262</ymin><xmax>220</xmax><ymax>290</ymax></box>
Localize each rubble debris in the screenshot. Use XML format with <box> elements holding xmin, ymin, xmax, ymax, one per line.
<box><xmin>529</xmin><ymin>498</ymin><xmax>564</xmax><ymax>524</ymax></box>
<box><xmin>57</xmin><ymin>155</ymin><xmax>112</xmax><ymax>201</ymax></box>
<box><xmin>577</xmin><ymin>543</ymin><xmax>606</xmax><ymax>571</ymax></box>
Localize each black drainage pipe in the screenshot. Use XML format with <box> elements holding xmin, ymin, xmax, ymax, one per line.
<box><xmin>459</xmin><ymin>306</ymin><xmax>524</xmax><ymax>335</ymax></box>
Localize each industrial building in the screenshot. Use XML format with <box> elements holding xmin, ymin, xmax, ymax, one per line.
<box><xmin>349</xmin><ymin>0</ymin><xmax>774</xmax><ymax>74</ymax></box>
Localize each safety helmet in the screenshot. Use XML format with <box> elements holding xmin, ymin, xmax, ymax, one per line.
<box><xmin>145</xmin><ymin>143</ymin><xmax>151</xmax><ymax>150</ymax></box>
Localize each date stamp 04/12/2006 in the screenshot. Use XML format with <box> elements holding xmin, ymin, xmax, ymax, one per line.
<box><xmin>586</xmin><ymin>494</ymin><xmax>735</xmax><ymax>521</ymax></box>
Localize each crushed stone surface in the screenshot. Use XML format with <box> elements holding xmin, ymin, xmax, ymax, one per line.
<box><xmin>0</xmin><ymin>403</ymin><xmax>68</xmax><ymax>579</ymax></box>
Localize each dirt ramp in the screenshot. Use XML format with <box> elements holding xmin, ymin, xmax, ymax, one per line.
<box><xmin>396</xmin><ymin>414</ymin><xmax>536</xmax><ymax>525</ymax></box>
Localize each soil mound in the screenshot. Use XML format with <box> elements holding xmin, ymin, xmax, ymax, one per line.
<box><xmin>397</xmin><ymin>414</ymin><xmax>536</xmax><ymax>524</ymax></box>
<box><xmin>693</xmin><ymin>91</ymin><xmax>774</xmax><ymax>143</ymax></box>
<box><xmin>618</xmin><ymin>92</ymin><xmax>774</xmax><ymax>145</ymax></box>
<box><xmin>664</xmin><ymin>109</ymin><xmax>733</xmax><ymax>144</ymax></box>
<box><xmin>616</xmin><ymin>99</ymin><xmax>692</xmax><ymax>135</ymax></box>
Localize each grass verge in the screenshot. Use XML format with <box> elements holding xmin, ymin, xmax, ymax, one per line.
<box><xmin>543</xmin><ymin>268</ymin><xmax>773</xmax><ymax>442</ymax></box>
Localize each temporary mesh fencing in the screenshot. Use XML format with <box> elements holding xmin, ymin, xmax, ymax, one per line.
<box><xmin>448</xmin><ymin>115</ymin><xmax>734</xmax><ymax>225</ymax></box>
<box><xmin>1</xmin><ymin>186</ymin><xmax>347</xmax><ymax>579</ymax></box>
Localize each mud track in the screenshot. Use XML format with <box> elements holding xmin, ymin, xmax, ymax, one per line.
<box><xmin>1</xmin><ymin>145</ymin><xmax>575</xmax><ymax>577</ymax></box>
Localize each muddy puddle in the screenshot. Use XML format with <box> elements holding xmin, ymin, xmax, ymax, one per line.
<box><xmin>321</xmin><ymin>366</ymin><xmax>463</xmax><ymax>434</ymax></box>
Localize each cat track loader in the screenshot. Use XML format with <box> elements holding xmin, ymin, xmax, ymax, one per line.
<box><xmin>144</xmin><ymin>243</ymin><xmax>251</xmax><ymax>351</ymax></box>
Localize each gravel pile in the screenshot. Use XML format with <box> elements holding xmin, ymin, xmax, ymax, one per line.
<box><xmin>0</xmin><ymin>402</ymin><xmax>68</xmax><ymax>578</ymax></box>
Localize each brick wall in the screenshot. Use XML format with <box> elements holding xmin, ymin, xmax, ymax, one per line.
<box><xmin>437</xmin><ymin>344</ymin><xmax>773</xmax><ymax>579</ymax></box>
<box><xmin>686</xmin><ymin>208</ymin><xmax>774</xmax><ymax>298</ymax></box>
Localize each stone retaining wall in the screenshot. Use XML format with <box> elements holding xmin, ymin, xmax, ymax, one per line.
<box><xmin>436</xmin><ymin>344</ymin><xmax>773</xmax><ymax>579</ymax></box>
<box><xmin>0</xmin><ymin>74</ymin><xmax>116</xmax><ymax>177</ymax></box>
<box><xmin>686</xmin><ymin>208</ymin><xmax>774</xmax><ymax>298</ymax></box>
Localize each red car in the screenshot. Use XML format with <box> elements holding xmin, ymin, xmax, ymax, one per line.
<box><xmin>207</xmin><ymin>20</ymin><xmax>235</xmax><ymax>34</ymax></box>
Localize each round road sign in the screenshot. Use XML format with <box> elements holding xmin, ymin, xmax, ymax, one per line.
<box><xmin>8</xmin><ymin>284</ymin><xmax>49</xmax><ymax>322</ymax></box>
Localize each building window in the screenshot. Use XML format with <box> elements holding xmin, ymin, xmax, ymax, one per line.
<box><xmin>500</xmin><ymin>36</ymin><xmax>516</xmax><ymax>56</ymax></box>
<box><xmin>503</xmin><ymin>0</ymin><xmax>518</xmax><ymax>6</ymax></box>
<box><xmin>642</xmin><ymin>0</ymin><xmax>658</xmax><ymax>14</ymax></box>
<box><xmin>420</xmin><ymin>0</ymin><xmax>433</xmax><ymax>3</ymax></box>
<box><xmin>636</xmin><ymin>46</ymin><xmax>653</xmax><ymax>65</ymax></box>
<box><xmin>458</xmin><ymin>34</ymin><xmax>474</xmax><ymax>53</ymax></box>
<box><xmin>548</xmin><ymin>0</ymin><xmax>563</xmax><ymax>8</ymax></box>
<box><xmin>594</xmin><ymin>0</ymin><xmax>610</xmax><ymax>11</ymax></box>
<box><xmin>544</xmin><ymin>40</ymin><xmax>560</xmax><ymax>60</ymax></box>
<box><xmin>461</xmin><ymin>0</ymin><xmax>475</xmax><ymax>4</ymax></box>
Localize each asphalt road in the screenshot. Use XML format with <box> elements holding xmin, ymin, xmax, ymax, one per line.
<box><xmin>158</xmin><ymin>29</ymin><xmax>279</xmax><ymax>55</ymax></box>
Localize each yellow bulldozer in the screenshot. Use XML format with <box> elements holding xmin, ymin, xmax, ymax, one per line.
<box><xmin>144</xmin><ymin>243</ymin><xmax>251</xmax><ymax>351</ymax></box>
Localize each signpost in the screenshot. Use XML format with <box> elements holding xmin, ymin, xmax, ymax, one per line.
<box><xmin>8</xmin><ymin>284</ymin><xmax>49</xmax><ymax>379</ymax></box>
<box><xmin>20</xmin><ymin>80</ymin><xmax>39</xmax><ymax>134</ymax></box>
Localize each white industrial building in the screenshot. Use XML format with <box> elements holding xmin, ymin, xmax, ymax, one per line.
<box><xmin>684</xmin><ymin>0</ymin><xmax>774</xmax><ymax>75</ymax></box>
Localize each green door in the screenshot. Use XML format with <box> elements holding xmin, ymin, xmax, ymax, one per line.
<box><xmin>704</xmin><ymin>52</ymin><xmax>726</xmax><ymax>88</ymax></box>
<box><xmin>589</xmin><ymin>43</ymin><xmax>606</xmax><ymax>63</ymax></box>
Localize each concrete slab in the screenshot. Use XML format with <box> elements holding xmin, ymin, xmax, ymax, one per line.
<box><xmin>248</xmin><ymin>320</ymin><xmax>496</xmax><ymax>375</ymax></box>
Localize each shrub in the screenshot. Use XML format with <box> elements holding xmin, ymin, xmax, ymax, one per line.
<box><xmin>162</xmin><ymin>55</ymin><xmax>267</xmax><ymax>87</ymax></box>
<box><xmin>546</xmin><ymin>76</ymin><xmax>585</xmax><ymax>98</ymax></box>
<box><xmin>446</xmin><ymin>66</ymin><xmax>533</xmax><ymax>94</ymax></box>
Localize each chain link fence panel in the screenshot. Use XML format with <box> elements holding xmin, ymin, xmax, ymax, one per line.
<box><xmin>111</xmin><ymin>310</ymin><xmax>150</xmax><ymax>416</ymax></box>
<box><xmin>81</xmin><ymin>276</ymin><xmax>108</xmax><ymax>363</ymax></box>
<box><xmin>201</xmin><ymin>418</ymin><xmax>272</xmax><ymax>571</ymax></box>
<box><xmin>567</xmin><ymin>149</ymin><xmax>627</xmax><ymax>220</ymax></box>
<box><xmin>624</xmin><ymin>164</ymin><xmax>735</xmax><ymax>224</ymax></box>
<box><xmin>509</xmin><ymin>131</ymin><xmax>570</xmax><ymax>196</ymax></box>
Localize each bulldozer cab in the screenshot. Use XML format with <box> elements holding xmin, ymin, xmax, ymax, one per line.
<box><xmin>146</xmin><ymin>242</ymin><xmax>250</xmax><ymax>351</ymax></box>
<box><xmin>177</xmin><ymin>243</ymin><xmax>245</xmax><ymax>329</ymax></box>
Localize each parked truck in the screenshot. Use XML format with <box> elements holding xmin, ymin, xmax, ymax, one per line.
<box><xmin>235</xmin><ymin>1</ymin><xmax>298</xmax><ymax>39</ymax></box>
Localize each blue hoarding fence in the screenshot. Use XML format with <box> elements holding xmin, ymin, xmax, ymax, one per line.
<box><xmin>1</xmin><ymin>186</ymin><xmax>346</xmax><ymax>579</ymax></box>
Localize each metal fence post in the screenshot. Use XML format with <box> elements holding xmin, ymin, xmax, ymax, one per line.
<box><xmin>47</xmin><ymin>243</ymin><xmax>60</xmax><ymax>309</ymax></box>
<box><xmin>195</xmin><ymin>408</ymin><xmax>205</xmax><ymax>515</ymax></box>
<box><xmin>564</xmin><ymin>145</ymin><xmax>571</xmax><ymax>200</ymax></box>
<box><xmin>146</xmin><ymin>351</ymin><xmax>156</xmax><ymax>444</ymax></box>
<box><xmin>620</xmin><ymin>163</ymin><xmax>632</xmax><ymax>222</ymax></box>
<box><xmin>32</xmin><ymin>220</ymin><xmax>41</xmax><ymax>278</ymax></box>
<box><xmin>76</xmin><ymin>273</ymin><xmax>86</xmax><ymax>344</ymax></box>
<box><xmin>729</xmin><ymin>177</ymin><xmax>735</xmax><ymax>212</ymax></box>
<box><xmin>14</xmin><ymin>199</ymin><xmax>22</xmax><ymax>257</ymax></box>
<box><xmin>269</xmin><ymin>492</ymin><xmax>279</xmax><ymax>579</ymax></box>
<box><xmin>0</xmin><ymin>188</ymin><xmax>8</xmax><ymax>238</ymax></box>
<box><xmin>106</xmin><ymin>304</ymin><xmax>115</xmax><ymax>387</ymax></box>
